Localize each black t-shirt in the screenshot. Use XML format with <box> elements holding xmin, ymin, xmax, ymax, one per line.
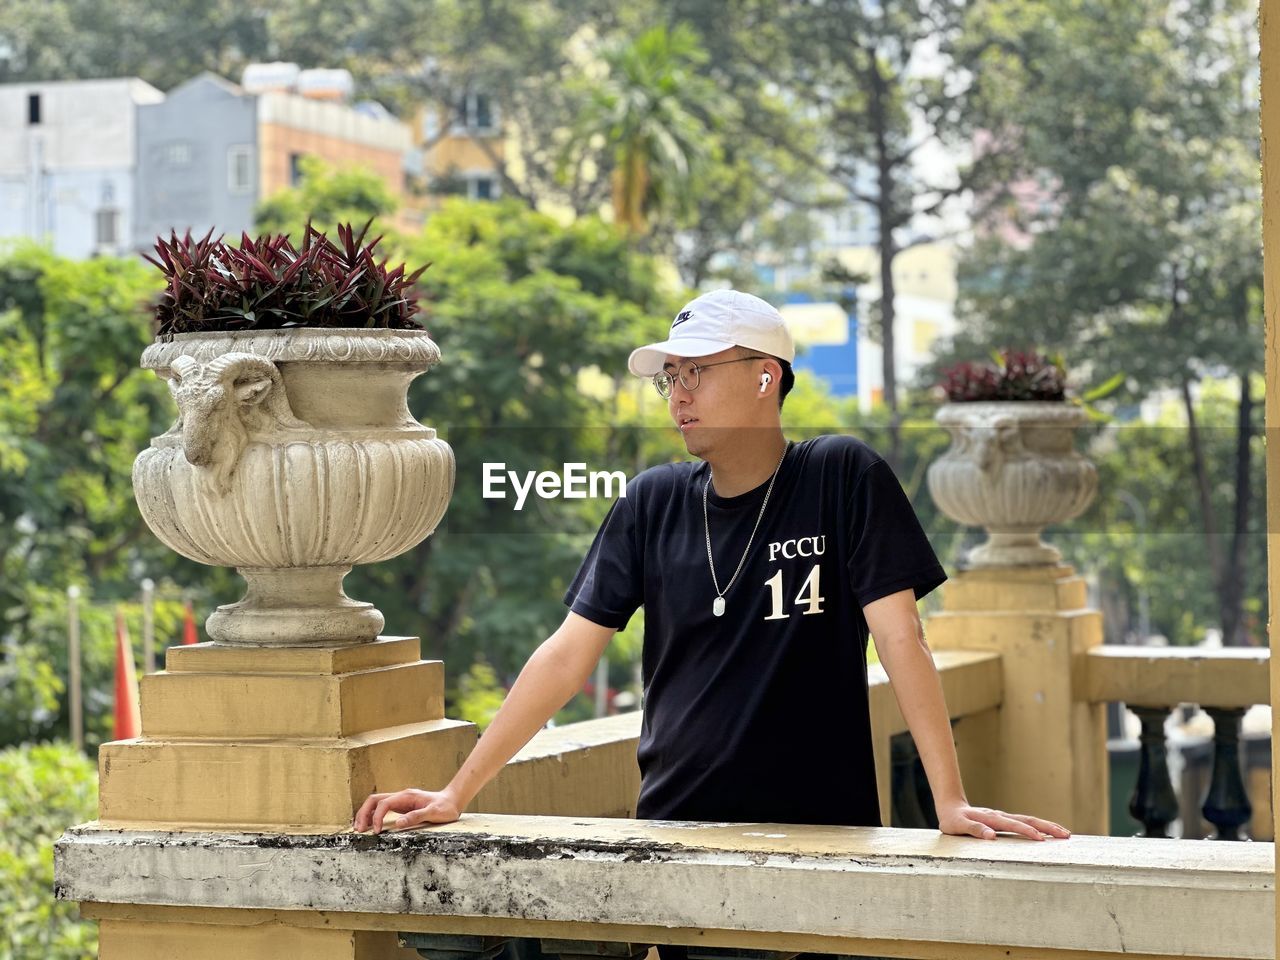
<box><xmin>563</xmin><ymin>434</ymin><xmax>947</xmax><ymax>827</ymax></box>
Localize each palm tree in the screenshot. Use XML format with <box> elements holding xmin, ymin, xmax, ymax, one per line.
<box><xmin>582</xmin><ymin>24</ymin><xmax>721</xmax><ymax>237</ymax></box>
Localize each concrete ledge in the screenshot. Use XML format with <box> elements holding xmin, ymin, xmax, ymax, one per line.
<box><xmin>1084</xmin><ymin>646</ymin><xmax>1270</xmax><ymax>708</ymax></box>
<box><xmin>476</xmin><ymin>714</ymin><xmax>642</xmax><ymax>817</ymax></box>
<box><xmin>56</xmin><ymin>814</ymin><xmax>1273</xmax><ymax>959</ymax></box>
<box><xmin>869</xmin><ymin>649</ymin><xmax>1003</xmax><ymax>735</ymax></box>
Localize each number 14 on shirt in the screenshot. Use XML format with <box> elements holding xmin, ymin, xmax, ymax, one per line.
<box><xmin>763</xmin><ymin>565</ymin><xmax>825</xmax><ymax>620</ymax></box>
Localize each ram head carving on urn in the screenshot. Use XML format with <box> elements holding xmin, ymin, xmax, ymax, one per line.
<box><xmin>166</xmin><ymin>353</ymin><xmax>311</xmax><ymax>497</ymax></box>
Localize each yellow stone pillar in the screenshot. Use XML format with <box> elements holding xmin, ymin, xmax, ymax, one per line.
<box><xmin>1260</xmin><ymin>0</ymin><xmax>1280</xmax><ymax>950</ymax></box>
<box><xmin>90</xmin><ymin>637</ymin><xmax>476</xmax><ymax>957</ymax></box>
<box><xmin>923</xmin><ymin>564</ymin><xmax>1109</xmax><ymax>835</ymax></box>
<box><xmin>99</xmin><ymin>637</ymin><xmax>475</xmax><ymax>833</ymax></box>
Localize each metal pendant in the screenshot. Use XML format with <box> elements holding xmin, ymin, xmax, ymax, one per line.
<box><xmin>713</xmin><ymin>596</ymin><xmax>726</xmax><ymax>617</ymax></box>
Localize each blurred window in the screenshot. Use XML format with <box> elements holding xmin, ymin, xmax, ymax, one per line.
<box><xmin>423</xmin><ymin>107</ymin><xmax>440</xmax><ymax>143</ymax></box>
<box><xmin>228</xmin><ymin>145</ymin><xmax>253</xmax><ymax>193</ymax></box>
<box><xmin>163</xmin><ymin>141</ymin><xmax>192</xmax><ymax>166</ymax></box>
<box><xmin>451</xmin><ymin>93</ymin><xmax>498</xmax><ymax>134</ymax></box>
<box><xmin>95</xmin><ymin>208</ymin><xmax>119</xmax><ymax>247</ymax></box>
<box><xmin>472</xmin><ymin>94</ymin><xmax>493</xmax><ymax>131</ymax></box>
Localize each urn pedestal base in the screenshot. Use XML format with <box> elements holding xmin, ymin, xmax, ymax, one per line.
<box><xmin>207</xmin><ymin>565</ymin><xmax>385</xmax><ymax>645</ymax></box>
<box><xmin>967</xmin><ymin>529</ymin><xmax>1064</xmax><ymax>567</ymax></box>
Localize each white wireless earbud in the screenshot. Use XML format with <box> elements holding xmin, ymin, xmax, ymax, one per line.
<box><xmin>759</xmin><ymin>373</ymin><xmax>772</xmax><ymax>393</ymax></box>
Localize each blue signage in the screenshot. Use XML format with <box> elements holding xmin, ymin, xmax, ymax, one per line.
<box><xmin>784</xmin><ymin>291</ymin><xmax>858</xmax><ymax>397</ymax></box>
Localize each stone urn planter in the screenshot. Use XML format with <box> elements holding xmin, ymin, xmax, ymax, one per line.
<box><xmin>926</xmin><ymin>401</ymin><xmax>1097</xmax><ymax>567</ymax></box>
<box><xmin>133</xmin><ymin>328</ymin><xmax>454</xmax><ymax>645</ymax></box>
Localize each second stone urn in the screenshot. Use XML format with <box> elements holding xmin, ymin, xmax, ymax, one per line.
<box><xmin>926</xmin><ymin>401</ymin><xmax>1097</xmax><ymax>567</ymax></box>
<box><xmin>132</xmin><ymin>328</ymin><xmax>454</xmax><ymax>645</ymax></box>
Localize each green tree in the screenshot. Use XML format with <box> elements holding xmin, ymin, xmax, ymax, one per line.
<box><xmin>1053</xmin><ymin>383</ymin><xmax>1268</xmax><ymax>648</ymax></box>
<box><xmin>285</xmin><ymin>0</ymin><xmax>622</xmax><ymax>214</ymax></box>
<box><xmin>663</xmin><ymin>0</ymin><xmax>993</xmax><ymax>466</ymax></box>
<box><xmin>0</xmin><ymin>244</ymin><xmax>237</xmax><ymax>748</ymax></box>
<box><xmin>0</xmin><ymin>246</ymin><xmax>167</xmax><ymax>592</ymax></box>
<box><xmin>450</xmin><ymin>660</ymin><xmax>507</xmax><ymax>732</ymax></box>
<box><xmin>6</xmin><ymin>589</ymin><xmax>195</xmax><ymax>750</ymax></box>
<box><xmin>0</xmin><ymin>0</ymin><xmax>270</xmax><ymax>90</ymax></box>
<box><xmin>254</xmin><ymin>156</ymin><xmax>398</xmax><ymax>238</ymax></box>
<box><xmin>0</xmin><ymin>741</ymin><xmax>98</xmax><ymax>958</ymax></box>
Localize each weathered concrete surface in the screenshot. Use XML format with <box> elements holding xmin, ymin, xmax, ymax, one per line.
<box><xmin>56</xmin><ymin>814</ymin><xmax>1273</xmax><ymax>959</ymax></box>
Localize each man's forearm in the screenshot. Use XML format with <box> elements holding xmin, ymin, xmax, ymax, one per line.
<box><xmin>443</xmin><ymin>634</ymin><xmax>598</xmax><ymax>810</ymax></box>
<box><xmin>875</xmin><ymin>631</ymin><xmax>967</xmax><ymax>808</ymax></box>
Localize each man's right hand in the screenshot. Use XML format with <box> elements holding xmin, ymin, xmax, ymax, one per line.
<box><xmin>353</xmin><ymin>788</ymin><xmax>461</xmax><ymax>833</ymax></box>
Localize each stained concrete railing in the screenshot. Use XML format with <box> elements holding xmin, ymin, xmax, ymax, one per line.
<box><xmin>56</xmin><ymin>814</ymin><xmax>1274</xmax><ymax>960</ymax></box>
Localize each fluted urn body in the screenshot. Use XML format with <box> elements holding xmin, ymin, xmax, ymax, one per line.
<box><xmin>133</xmin><ymin>329</ymin><xmax>454</xmax><ymax>645</ymax></box>
<box><xmin>926</xmin><ymin>401</ymin><xmax>1096</xmax><ymax>567</ymax></box>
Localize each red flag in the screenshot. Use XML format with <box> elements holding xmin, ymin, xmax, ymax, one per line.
<box><xmin>182</xmin><ymin>600</ymin><xmax>199</xmax><ymax>645</ymax></box>
<box><xmin>113</xmin><ymin>608</ymin><xmax>142</xmax><ymax>741</ymax></box>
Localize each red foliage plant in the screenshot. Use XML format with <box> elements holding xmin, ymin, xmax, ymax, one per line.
<box><xmin>146</xmin><ymin>221</ymin><xmax>429</xmax><ymax>338</ymax></box>
<box><xmin>939</xmin><ymin>349</ymin><xmax>1067</xmax><ymax>402</ymax></box>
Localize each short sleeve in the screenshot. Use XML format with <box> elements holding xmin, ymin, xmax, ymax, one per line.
<box><xmin>564</xmin><ymin>493</ymin><xmax>644</xmax><ymax>629</ymax></box>
<box><xmin>845</xmin><ymin>459</ymin><xmax>947</xmax><ymax>608</ymax></box>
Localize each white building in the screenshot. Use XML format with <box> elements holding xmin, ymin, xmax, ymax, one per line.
<box><xmin>133</xmin><ymin>71</ymin><xmax>413</xmax><ymax>250</ymax></box>
<box><xmin>0</xmin><ymin>78</ymin><xmax>163</xmax><ymax>258</ymax></box>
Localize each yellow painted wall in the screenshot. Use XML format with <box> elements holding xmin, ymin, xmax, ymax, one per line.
<box><xmin>835</xmin><ymin>243</ymin><xmax>958</xmax><ymax>303</ymax></box>
<box><xmin>413</xmin><ymin>104</ymin><xmax>507</xmax><ymax>176</ymax></box>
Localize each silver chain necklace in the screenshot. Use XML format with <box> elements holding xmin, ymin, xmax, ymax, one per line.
<box><xmin>702</xmin><ymin>442</ymin><xmax>790</xmax><ymax>618</ymax></box>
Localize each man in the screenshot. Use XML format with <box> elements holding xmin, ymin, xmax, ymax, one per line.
<box><xmin>355</xmin><ymin>289</ymin><xmax>1070</xmax><ymax>845</ymax></box>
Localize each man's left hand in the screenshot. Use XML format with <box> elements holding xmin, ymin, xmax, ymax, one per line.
<box><xmin>936</xmin><ymin>801</ymin><xmax>1072</xmax><ymax>841</ymax></box>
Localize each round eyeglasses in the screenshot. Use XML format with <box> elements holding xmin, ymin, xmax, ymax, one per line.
<box><xmin>652</xmin><ymin>356</ymin><xmax>768</xmax><ymax>399</ymax></box>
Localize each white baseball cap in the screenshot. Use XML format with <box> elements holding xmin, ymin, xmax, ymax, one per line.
<box><xmin>627</xmin><ymin>289</ymin><xmax>796</xmax><ymax>377</ymax></box>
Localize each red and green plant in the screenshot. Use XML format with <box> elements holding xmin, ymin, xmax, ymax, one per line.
<box><xmin>147</xmin><ymin>221</ymin><xmax>428</xmax><ymax>337</ymax></box>
<box><xmin>939</xmin><ymin>349</ymin><xmax>1069</xmax><ymax>402</ymax></box>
